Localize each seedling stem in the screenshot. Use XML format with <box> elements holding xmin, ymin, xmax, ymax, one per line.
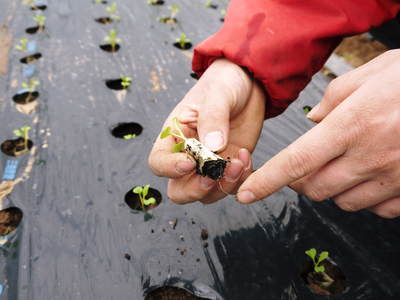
<box><xmin>33</xmin><ymin>13</ymin><xmax>46</xmax><ymax>31</ymax></box>
<box><xmin>133</xmin><ymin>185</ymin><xmax>156</xmax><ymax>210</ymax></box>
<box><xmin>13</xmin><ymin>126</ymin><xmax>31</xmax><ymax>153</ymax></box>
<box><xmin>104</xmin><ymin>29</ymin><xmax>121</xmax><ymax>52</ymax></box>
<box><xmin>176</xmin><ymin>33</ymin><xmax>190</xmax><ymax>49</ymax></box>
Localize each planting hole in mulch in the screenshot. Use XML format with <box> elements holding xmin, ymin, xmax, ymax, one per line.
<box><xmin>207</xmin><ymin>4</ymin><xmax>218</xmax><ymax>9</ymax></box>
<box><xmin>95</xmin><ymin>17</ymin><xmax>113</xmax><ymax>24</ymax></box>
<box><xmin>25</xmin><ymin>26</ymin><xmax>45</xmax><ymax>34</ymax></box>
<box><xmin>173</xmin><ymin>42</ymin><xmax>192</xmax><ymax>50</ymax></box>
<box><xmin>190</xmin><ymin>72</ymin><xmax>199</xmax><ymax>80</ymax></box>
<box><xmin>124</xmin><ymin>186</ymin><xmax>162</xmax><ymax>211</ymax></box>
<box><xmin>111</xmin><ymin>122</ymin><xmax>143</xmax><ymax>139</ymax></box>
<box><xmin>159</xmin><ymin>17</ymin><xmax>177</xmax><ymax>24</ymax></box>
<box><xmin>31</xmin><ymin>5</ymin><xmax>47</xmax><ymax>10</ymax></box>
<box><xmin>0</xmin><ymin>207</ymin><xmax>23</xmax><ymax>236</ymax></box>
<box><xmin>99</xmin><ymin>44</ymin><xmax>120</xmax><ymax>53</ymax></box>
<box><xmin>1</xmin><ymin>138</ymin><xmax>33</xmax><ymax>157</ymax></box>
<box><xmin>20</xmin><ymin>53</ymin><xmax>42</xmax><ymax>64</ymax></box>
<box><xmin>12</xmin><ymin>91</ymin><xmax>39</xmax><ymax>104</ymax></box>
<box><xmin>105</xmin><ymin>79</ymin><xmax>128</xmax><ymax>90</ymax></box>
<box><xmin>148</xmin><ymin>0</ymin><xmax>164</xmax><ymax>6</ymax></box>
<box><xmin>301</xmin><ymin>259</ymin><xmax>346</xmax><ymax>296</ymax></box>
<box><xmin>145</xmin><ymin>286</ymin><xmax>207</xmax><ymax>300</ymax></box>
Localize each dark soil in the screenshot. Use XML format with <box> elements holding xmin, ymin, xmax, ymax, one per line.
<box><xmin>201</xmin><ymin>229</ymin><xmax>208</xmax><ymax>240</ymax></box>
<box><xmin>111</xmin><ymin>122</ymin><xmax>143</xmax><ymax>138</ymax></box>
<box><xmin>190</xmin><ymin>72</ymin><xmax>199</xmax><ymax>80</ymax></box>
<box><xmin>125</xmin><ymin>187</ymin><xmax>162</xmax><ymax>211</ymax></box>
<box><xmin>148</xmin><ymin>0</ymin><xmax>164</xmax><ymax>5</ymax></box>
<box><xmin>206</xmin><ymin>4</ymin><xmax>218</xmax><ymax>9</ymax></box>
<box><xmin>159</xmin><ymin>17</ymin><xmax>177</xmax><ymax>24</ymax></box>
<box><xmin>20</xmin><ymin>52</ymin><xmax>42</xmax><ymax>64</ymax></box>
<box><xmin>173</xmin><ymin>42</ymin><xmax>192</xmax><ymax>50</ymax></box>
<box><xmin>199</xmin><ymin>159</ymin><xmax>227</xmax><ymax>180</ymax></box>
<box><xmin>1</xmin><ymin>138</ymin><xmax>33</xmax><ymax>157</ymax></box>
<box><xmin>95</xmin><ymin>17</ymin><xmax>113</xmax><ymax>24</ymax></box>
<box><xmin>0</xmin><ymin>207</ymin><xmax>23</xmax><ymax>236</ymax></box>
<box><xmin>12</xmin><ymin>91</ymin><xmax>39</xmax><ymax>104</ymax></box>
<box><xmin>99</xmin><ymin>44</ymin><xmax>120</xmax><ymax>53</ymax></box>
<box><xmin>26</xmin><ymin>26</ymin><xmax>45</xmax><ymax>34</ymax></box>
<box><xmin>105</xmin><ymin>78</ymin><xmax>127</xmax><ymax>90</ymax></box>
<box><xmin>31</xmin><ymin>5</ymin><xmax>47</xmax><ymax>11</ymax></box>
<box><xmin>301</xmin><ymin>259</ymin><xmax>346</xmax><ymax>296</ymax></box>
<box><xmin>145</xmin><ymin>286</ymin><xmax>206</xmax><ymax>300</ymax></box>
<box><xmin>219</xmin><ymin>17</ymin><xmax>224</xmax><ymax>22</ymax></box>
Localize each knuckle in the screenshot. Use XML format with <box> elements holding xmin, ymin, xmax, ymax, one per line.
<box><xmin>335</xmin><ymin>200</ymin><xmax>360</xmax><ymax>212</ymax></box>
<box><xmin>283</xmin><ymin>146</ymin><xmax>313</xmax><ymax>181</ymax></box>
<box><xmin>303</xmin><ymin>187</ymin><xmax>327</xmax><ymax>202</ymax></box>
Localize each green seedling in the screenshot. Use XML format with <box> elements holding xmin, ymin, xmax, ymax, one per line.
<box><xmin>120</xmin><ymin>75</ymin><xmax>132</xmax><ymax>88</ymax></box>
<box><xmin>160</xmin><ymin>117</ymin><xmax>186</xmax><ymax>152</ymax></box>
<box><xmin>205</xmin><ymin>0</ymin><xmax>212</xmax><ymax>7</ymax></box>
<box><xmin>133</xmin><ymin>184</ymin><xmax>156</xmax><ymax>210</ymax></box>
<box><xmin>220</xmin><ymin>9</ymin><xmax>226</xmax><ymax>16</ymax></box>
<box><xmin>148</xmin><ymin>0</ymin><xmax>161</xmax><ymax>5</ymax></box>
<box><xmin>21</xmin><ymin>78</ymin><xmax>40</xmax><ymax>92</ymax></box>
<box><xmin>123</xmin><ymin>134</ymin><xmax>136</xmax><ymax>140</ymax></box>
<box><xmin>95</xmin><ymin>0</ymin><xmax>106</xmax><ymax>3</ymax></box>
<box><xmin>22</xmin><ymin>0</ymin><xmax>38</xmax><ymax>10</ymax></box>
<box><xmin>15</xmin><ymin>38</ymin><xmax>28</xmax><ymax>52</ymax></box>
<box><xmin>33</xmin><ymin>13</ymin><xmax>46</xmax><ymax>31</ymax></box>
<box><xmin>303</xmin><ymin>105</ymin><xmax>313</xmax><ymax>114</ymax></box>
<box><xmin>106</xmin><ymin>3</ymin><xmax>121</xmax><ymax>21</ymax></box>
<box><xmin>158</xmin><ymin>5</ymin><xmax>180</xmax><ymax>23</ymax></box>
<box><xmin>305</xmin><ymin>248</ymin><xmax>329</xmax><ymax>273</ymax></box>
<box><xmin>13</xmin><ymin>126</ymin><xmax>31</xmax><ymax>153</ymax></box>
<box><xmin>175</xmin><ymin>33</ymin><xmax>191</xmax><ymax>49</ymax></box>
<box><xmin>104</xmin><ymin>29</ymin><xmax>121</xmax><ymax>52</ymax></box>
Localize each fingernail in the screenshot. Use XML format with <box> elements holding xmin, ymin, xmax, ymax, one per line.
<box><xmin>238</xmin><ymin>149</ymin><xmax>250</xmax><ymax>170</ymax></box>
<box><xmin>204</xmin><ymin>131</ymin><xmax>224</xmax><ymax>151</ymax></box>
<box><xmin>306</xmin><ymin>103</ymin><xmax>320</xmax><ymax>121</ymax></box>
<box><xmin>225</xmin><ymin>159</ymin><xmax>243</xmax><ymax>182</ymax></box>
<box><xmin>237</xmin><ymin>191</ymin><xmax>256</xmax><ymax>203</ymax></box>
<box><xmin>176</xmin><ymin>161</ymin><xmax>195</xmax><ymax>175</ymax></box>
<box><xmin>200</xmin><ymin>176</ymin><xmax>216</xmax><ymax>189</ymax></box>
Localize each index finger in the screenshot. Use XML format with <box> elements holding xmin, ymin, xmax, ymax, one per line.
<box><xmin>236</xmin><ymin>118</ymin><xmax>349</xmax><ymax>203</ymax></box>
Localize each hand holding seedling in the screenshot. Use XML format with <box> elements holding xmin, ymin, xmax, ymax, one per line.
<box><xmin>237</xmin><ymin>50</ymin><xmax>400</xmax><ymax>219</ymax></box>
<box><xmin>149</xmin><ymin>58</ymin><xmax>265</xmax><ymax>204</ymax></box>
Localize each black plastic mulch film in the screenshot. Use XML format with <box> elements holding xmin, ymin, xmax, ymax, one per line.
<box><xmin>0</xmin><ymin>0</ymin><xmax>399</xmax><ymax>299</ymax></box>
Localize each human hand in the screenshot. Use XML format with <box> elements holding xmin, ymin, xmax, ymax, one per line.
<box><xmin>149</xmin><ymin>58</ymin><xmax>265</xmax><ymax>204</ymax></box>
<box><xmin>237</xmin><ymin>50</ymin><xmax>400</xmax><ymax>218</ymax></box>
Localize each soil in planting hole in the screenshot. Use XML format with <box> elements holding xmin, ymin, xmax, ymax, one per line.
<box><xmin>105</xmin><ymin>79</ymin><xmax>128</xmax><ymax>90</ymax></box>
<box><xmin>1</xmin><ymin>138</ymin><xmax>33</xmax><ymax>157</ymax></box>
<box><xmin>301</xmin><ymin>260</ymin><xmax>346</xmax><ymax>296</ymax></box>
<box><xmin>12</xmin><ymin>91</ymin><xmax>39</xmax><ymax>104</ymax></box>
<box><xmin>20</xmin><ymin>52</ymin><xmax>42</xmax><ymax>64</ymax></box>
<box><xmin>206</xmin><ymin>4</ymin><xmax>218</xmax><ymax>9</ymax></box>
<box><xmin>159</xmin><ymin>17</ymin><xmax>177</xmax><ymax>24</ymax></box>
<box><xmin>173</xmin><ymin>42</ymin><xmax>192</xmax><ymax>50</ymax></box>
<box><xmin>148</xmin><ymin>0</ymin><xmax>164</xmax><ymax>5</ymax></box>
<box><xmin>95</xmin><ymin>17</ymin><xmax>113</xmax><ymax>24</ymax></box>
<box><xmin>0</xmin><ymin>207</ymin><xmax>23</xmax><ymax>236</ymax></box>
<box><xmin>190</xmin><ymin>72</ymin><xmax>199</xmax><ymax>80</ymax></box>
<box><xmin>111</xmin><ymin>122</ymin><xmax>143</xmax><ymax>138</ymax></box>
<box><xmin>146</xmin><ymin>286</ymin><xmax>207</xmax><ymax>300</ymax></box>
<box><xmin>124</xmin><ymin>187</ymin><xmax>162</xmax><ymax>211</ymax></box>
<box><xmin>31</xmin><ymin>5</ymin><xmax>47</xmax><ymax>10</ymax></box>
<box><xmin>99</xmin><ymin>44</ymin><xmax>120</xmax><ymax>53</ymax></box>
<box><xmin>25</xmin><ymin>26</ymin><xmax>45</xmax><ymax>34</ymax></box>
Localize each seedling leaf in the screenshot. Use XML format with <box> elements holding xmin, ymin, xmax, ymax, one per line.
<box><xmin>315</xmin><ymin>265</ymin><xmax>325</xmax><ymax>273</ymax></box>
<box><xmin>123</xmin><ymin>134</ymin><xmax>136</xmax><ymax>140</ymax></box>
<box><xmin>143</xmin><ymin>197</ymin><xmax>156</xmax><ymax>205</ymax></box>
<box><xmin>133</xmin><ymin>186</ymin><xmax>142</xmax><ymax>194</ymax></box>
<box><xmin>143</xmin><ymin>184</ymin><xmax>150</xmax><ymax>197</ymax></box>
<box><xmin>160</xmin><ymin>126</ymin><xmax>171</xmax><ymax>139</ymax></box>
<box><xmin>305</xmin><ymin>248</ymin><xmax>316</xmax><ymax>261</ymax></box>
<box><xmin>172</xmin><ymin>141</ymin><xmax>185</xmax><ymax>153</ymax></box>
<box><xmin>13</xmin><ymin>129</ymin><xmax>22</xmax><ymax>137</ymax></box>
<box><xmin>317</xmin><ymin>251</ymin><xmax>329</xmax><ymax>264</ymax></box>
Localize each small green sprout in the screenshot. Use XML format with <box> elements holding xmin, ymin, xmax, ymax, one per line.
<box><xmin>220</xmin><ymin>9</ymin><xmax>226</xmax><ymax>16</ymax></box>
<box><xmin>305</xmin><ymin>248</ymin><xmax>329</xmax><ymax>273</ymax></box>
<box><xmin>205</xmin><ymin>0</ymin><xmax>212</xmax><ymax>7</ymax></box>
<box><xmin>15</xmin><ymin>38</ymin><xmax>28</xmax><ymax>52</ymax></box>
<box><xmin>169</xmin><ymin>5</ymin><xmax>180</xmax><ymax>19</ymax></box>
<box><xmin>104</xmin><ymin>29</ymin><xmax>121</xmax><ymax>52</ymax></box>
<box><xmin>160</xmin><ymin>117</ymin><xmax>186</xmax><ymax>152</ymax></box>
<box><xmin>13</xmin><ymin>126</ymin><xmax>31</xmax><ymax>152</ymax></box>
<box><xmin>33</xmin><ymin>13</ymin><xmax>46</xmax><ymax>30</ymax></box>
<box><xmin>120</xmin><ymin>75</ymin><xmax>132</xmax><ymax>88</ymax></box>
<box><xmin>123</xmin><ymin>134</ymin><xmax>136</xmax><ymax>140</ymax></box>
<box><xmin>147</xmin><ymin>0</ymin><xmax>162</xmax><ymax>5</ymax></box>
<box><xmin>133</xmin><ymin>184</ymin><xmax>156</xmax><ymax>210</ymax></box>
<box><xmin>22</xmin><ymin>0</ymin><xmax>37</xmax><ymax>9</ymax></box>
<box><xmin>21</xmin><ymin>78</ymin><xmax>40</xmax><ymax>92</ymax></box>
<box><xmin>106</xmin><ymin>3</ymin><xmax>121</xmax><ymax>21</ymax></box>
<box><xmin>175</xmin><ymin>33</ymin><xmax>191</xmax><ymax>49</ymax></box>
<box><xmin>303</xmin><ymin>105</ymin><xmax>313</xmax><ymax>115</ymax></box>
<box><xmin>95</xmin><ymin>0</ymin><xmax>106</xmax><ymax>3</ymax></box>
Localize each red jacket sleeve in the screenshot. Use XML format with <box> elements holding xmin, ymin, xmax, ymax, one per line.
<box><xmin>192</xmin><ymin>0</ymin><xmax>400</xmax><ymax>118</ymax></box>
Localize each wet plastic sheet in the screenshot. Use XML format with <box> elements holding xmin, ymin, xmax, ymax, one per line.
<box><xmin>0</xmin><ymin>0</ymin><xmax>399</xmax><ymax>299</ymax></box>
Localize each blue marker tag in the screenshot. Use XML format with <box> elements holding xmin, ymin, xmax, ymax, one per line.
<box><xmin>2</xmin><ymin>160</ymin><xmax>19</xmax><ymax>181</ymax></box>
<box><xmin>22</xmin><ymin>64</ymin><xmax>36</xmax><ymax>78</ymax></box>
<box><xmin>27</xmin><ymin>40</ymin><xmax>37</xmax><ymax>54</ymax></box>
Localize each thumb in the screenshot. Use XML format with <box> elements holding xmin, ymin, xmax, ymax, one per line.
<box><xmin>197</xmin><ymin>97</ymin><xmax>231</xmax><ymax>152</ymax></box>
